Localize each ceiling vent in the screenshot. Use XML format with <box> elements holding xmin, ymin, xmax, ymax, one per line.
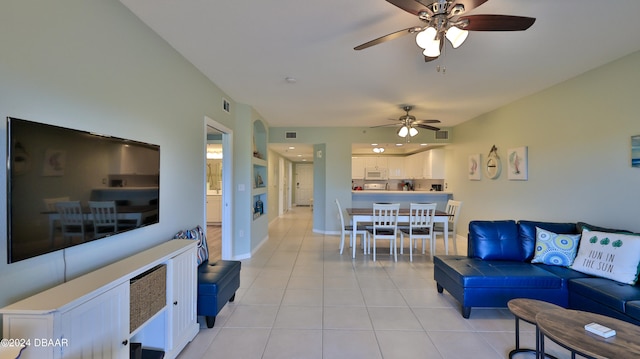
<box><xmin>285</xmin><ymin>132</ymin><xmax>297</xmax><ymax>139</ymax></box>
<box><xmin>435</xmin><ymin>130</ymin><xmax>449</xmax><ymax>140</ymax></box>
<box><xmin>222</xmin><ymin>98</ymin><xmax>230</xmax><ymax>113</ymax></box>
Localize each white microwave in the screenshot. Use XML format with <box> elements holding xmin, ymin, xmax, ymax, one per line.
<box><xmin>364</xmin><ymin>168</ymin><xmax>388</xmax><ymax>180</ymax></box>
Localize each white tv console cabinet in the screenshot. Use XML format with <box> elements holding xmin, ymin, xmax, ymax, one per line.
<box><xmin>1</xmin><ymin>240</ymin><xmax>199</xmax><ymax>359</ymax></box>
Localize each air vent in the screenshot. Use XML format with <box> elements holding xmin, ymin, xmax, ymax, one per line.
<box><xmin>285</xmin><ymin>132</ymin><xmax>297</xmax><ymax>139</ymax></box>
<box><xmin>435</xmin><ymin>130</ymin><xmax>449</xmax><ymax>140</ymax></box>
<box><xmin>222</xmin><ymin>98</ymin><xmax>230</xmax><ymax>113</ymax></box>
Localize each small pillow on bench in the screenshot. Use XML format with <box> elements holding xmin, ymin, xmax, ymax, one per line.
<box><xmin>571</xmin><ymin>230</ymin><xmax>640</xmax><ymax>285</ymax></box>
<box><xmin>174</xmin><ymin>225</ymin><xmax>209</xmax><ymax>265</ymax></box>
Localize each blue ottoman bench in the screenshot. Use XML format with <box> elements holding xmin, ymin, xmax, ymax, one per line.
<box><xmin>198</xmin><ymin>260</ymin><xmax>241</xmax><ymax>328</ymax></box>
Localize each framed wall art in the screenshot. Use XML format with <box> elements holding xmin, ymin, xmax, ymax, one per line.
<box><xmin>468</xmin><ymin>154</ymin><xmax>481</xmax><ymax>180</ymax></box>
<box><xmin>507</xmin><ymin>146</ymin><xmax>528</xmax><ymax>180</ymax></box>
<box><xmin>42</xmin><ymin>149</ymin><xmax>66</xmax><ymax>176</ymax></box>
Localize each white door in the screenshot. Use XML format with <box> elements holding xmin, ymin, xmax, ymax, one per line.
<box><xmin>295</xmin><ymin>164</ymin><xmax>313</xmax><ymax>206</ymax></box>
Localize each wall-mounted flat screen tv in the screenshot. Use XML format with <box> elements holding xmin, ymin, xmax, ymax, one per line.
<box><xmin>6</xmin><ymin>117</ymin><xmax>160</xmax><ymax>263</ymax></box>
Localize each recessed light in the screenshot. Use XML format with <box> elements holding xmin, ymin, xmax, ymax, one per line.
<box><xmin>285</xmin><ymin>77</ymin><xmax>297</xmax><ymax>84</ymax></box>
<box><xmin>371</xmin><ymin>143</ymin><xmax>378</xmax><ymax>146</ymax></box>
<box><xmin>396</xmin><ymin>143</ymin><xmax>403</xmax><ymax>147</ymax></box>
<box><xmin>288</xmin><ymin>146</ymin><xmax>295</xmax><ymax>150</ymax></box>
<box><xmin>420</xmin><ymin>143</ymin><xmax>428</xmax><ymax>146</ymax></box>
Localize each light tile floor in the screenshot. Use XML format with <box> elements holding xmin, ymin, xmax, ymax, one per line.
<box><xmin>178</xmin><ymin>207</ymin><xmax>580</xmax><ymax>359</ymax></box>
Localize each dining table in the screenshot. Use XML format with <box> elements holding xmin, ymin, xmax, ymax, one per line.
<box><xmin>347</xmin><ymin>207</ymin><xmax>451</xmax><ymax>259</ymax></box>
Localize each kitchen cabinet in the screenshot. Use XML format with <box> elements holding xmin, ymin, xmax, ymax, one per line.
<box><xmin>405</xmin><ymin>152</ymin><xmax>423</xmax><ymax>179</ymax></box>
<box><xmin>351</xmin><ymin>157</ymin><xmax>365</xmax><ymax>179</ymax></box>
<box><xmin>364</xmin><ymin>156</ymin><xmax>388</xmax><ymax>170</ymax></box>
<box><xmin>405</xmin><ymin>149</ymin><xmax>445</xmax><ymax>179</ymax></box>
<box><xmin>387</xmin><ymin>157</ymin><xmax>406</xmax><ymax>179</ymax></box>
<box><xmin>424</xmin><ymin>149</ymin><xmax>445</xmax><ymax>179</ymax></box>
<box><xmin>207</xmin><ymin>195</ymin><xmax>222</xmax><ymax>223</ymax></box>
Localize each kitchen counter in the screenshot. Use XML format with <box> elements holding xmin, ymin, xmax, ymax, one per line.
<box><xmin>352</xmin><ymin>190</ymin><xmax>453</xmax><ymax>210</ymax></box>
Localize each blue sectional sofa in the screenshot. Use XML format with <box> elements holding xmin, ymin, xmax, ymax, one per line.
<box><xmin>433</xmin><ymin>220</ymin><xmax>640</xmax><ymax>324</ymax></box>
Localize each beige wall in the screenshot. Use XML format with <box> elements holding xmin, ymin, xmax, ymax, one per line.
<box><xmin>447</xmin><ymin>50</ymin><xmax>640</xmax><ymax>235</ymax></box>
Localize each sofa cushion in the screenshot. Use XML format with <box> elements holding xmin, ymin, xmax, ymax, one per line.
<box><xmin>571</xmin><ymin>230</ymin><xmax>640</xmax><ymax>285</ymax></box>
<box><xmin>518</xmin><ymin>221</ymin><xmax>578</xmax><ymax>261</ymax></box>
<box><xmin>535</xmin><ymin>263</ymin><xmax>591</xmax><ymax>282</ymax></box>
<box><xmin>625</xmin><ymin>301</ymin><xmax>640</xmax><ymax>322</ymax></box>
<box><xmin>577</xmin><ymin>222</ymin><xmax>632</xmax><ymax>234</ymax></box>
<box><xmin>569</xmin><ymin>277</ymin><xmax>640</xmax><ymax>313</ymax></box>
<box><xmin>435</xmin><ymin>256</ymin><xmax>562</xmax><ymax>288</ymax></box>
<box><xmin>468</xmin><ymin>220</ymin><xmax>524</xmax><ymax>261</ymax></box>
<box><xmin>531</xmin><ymin>227</ymin><xmax>581</xmax><ymax>266</ymax></box>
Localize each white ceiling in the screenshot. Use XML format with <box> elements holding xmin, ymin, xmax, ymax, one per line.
<box><xmin>122</xmin><ymin>0</ymin><xmax>640</xmax><ymax>161</ymax></box>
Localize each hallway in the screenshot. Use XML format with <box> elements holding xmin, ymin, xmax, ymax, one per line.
<box><xmin>180</xmin><ymin>207</ymin><xmax>573</xmax><ymax>359</ymax></box>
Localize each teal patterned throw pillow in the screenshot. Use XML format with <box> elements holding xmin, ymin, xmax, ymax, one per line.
<box><xmin>531</xmin><ymin>227</ymin><xmax>580</xmax><ymax>266</ymax></box>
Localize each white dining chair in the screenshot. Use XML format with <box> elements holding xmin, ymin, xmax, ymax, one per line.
<box><xmin>367</xmin><ymin>203</ymin><xmax>400</xmax><ymax>262</ymax></box>
<box><xmin>89</xmin><ymin>201</ymin><xmax>119</xmax><ymax>236</ymax></box>
<box><xmin>399</xmin><ymin>202</ymin><xmax>437</xmax><ymax>261</ymax></box>
<box><xmin>433</xmin><ymin>200</ymin><xmax>462</xmax><ymax>255</ymax></box>
<box><xmin>44</xmin><ymin>196</ymin><xmax>70</xmax><ymax>237</ymax></box>
<box><xmin>335</xmin><ymin>199</ymin><xmax>369</xmax><ymax>258</ymax></box>
<box><xmin>55</xmin><ymin>201</ymin><xmax>90</xmax><ymax>243</ymax></box>
<box><xmin>43</xmin><ymin>196</ymin><xmax>70</xmax><ymax>211</ymax></box>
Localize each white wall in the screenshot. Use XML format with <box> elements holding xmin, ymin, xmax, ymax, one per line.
<box><xmin>447</xmin><ymin>50</ymin><xmax>640</xmax><ymax>235</ymax></box>
<box><xmin>0</xmin><ymin>0</ymin><xmax>236</xmax><ymax>307</ymax></box>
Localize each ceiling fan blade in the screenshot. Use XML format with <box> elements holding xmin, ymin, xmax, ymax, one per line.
<box><xmin>414</xmin><ymin>119</ymin><xmax>441</xmax><ymax>124</ymax></box>
<box><xmin>386</xmin><ymin>0</ymin><xmax>429</xmax><ymax>16</ymax></box>
<box><xmin>424</xmin><ymin>55</ymin><xmax>438</xmax><ymax>62</ymax></box>
<box><xmin>461</xmin><ymin>14</ymin><xmax>536</xmax><ymax>31</ymax></box>
<box><xmin>415</xmin><ymin>124</ymin><xmax>441</xmax><ymax>131</ymax></box>
<box><xmin>450</xmin><ymin>0</ymin><xmax>489</xmax><ymax>13</ymax></box>
<box><xmin>370</xmin><ymin>123</ymin><xmax>401</xmax><ymax>128</ymax></box>
<box><xmin>354</xmin><ymin>27</ymin><xmax>418</xmax><ymax>50</ymax></box>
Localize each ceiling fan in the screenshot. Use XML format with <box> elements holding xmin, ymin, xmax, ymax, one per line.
<box><xmin>372</xmin><ymin>105</ymin><xmax>440</xmax><ymax>141</ymax></box>
<box><xmin>354</xmin><ymin>0</ymin><xmax>536</xmax><ymax>61</ymax></box>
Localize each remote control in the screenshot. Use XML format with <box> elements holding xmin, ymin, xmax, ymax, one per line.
<box><xmin>585</xmin><ymin>322</ymin><xmax>616</xmax><ymax>338</ymax></box>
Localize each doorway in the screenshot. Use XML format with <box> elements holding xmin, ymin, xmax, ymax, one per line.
<box><xmin>205</xmin><ymin>117</ymin><xmax>232</xmax><ymax>261</ymax></box>
<box><xmin>294</xmin><ymin>163</ymin><xmax>313</xmax><ymax>206</ymax></box>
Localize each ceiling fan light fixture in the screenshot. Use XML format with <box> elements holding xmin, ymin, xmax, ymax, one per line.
<box><xmin>397</xmin><ymin>126</ymin><xmax>409</xmax><ymax>138</ymax></box>
<box><xmin>422</xmin><ymin>41</ymin><xmax>441</xmax><ymax>58</ymax></box>
<box><xmin>409</xmin><ymin>127</ymin><xmax>418</xmax><ymax>137</ymax></box>
<box><xmin>415</xmin><ymin>26</ymin><xmax>437</xmax><ymax>49</ymax></box>
<box><xmin>445</xmin><ymin>25</ymin><xmax>468</xmax><ymax>48</ymax></box>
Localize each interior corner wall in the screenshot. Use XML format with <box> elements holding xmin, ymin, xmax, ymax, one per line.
<box><xmin>447</xmin><ymin>50</ymin><xmax>640</xmax><ymax>236</ymax></box>
<box><xmin>312</xmin><ymin>144</ymin><xmax>326</xmax><ymax>232</ymax></box>
<box><xmin>0</xmin><ymin>0</ymin><xmax>236</xmax><ymax>308</ymax></box>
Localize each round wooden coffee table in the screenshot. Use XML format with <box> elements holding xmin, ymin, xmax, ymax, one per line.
<box><xmin>507</xmin><ymin>298</ymin><xmax>563</xmax><ymax>359</ymax></box>
<box><xmin>537</xmin><ymin>309</ymin><xmax>640</xmax><ymax>359</ymax></box>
